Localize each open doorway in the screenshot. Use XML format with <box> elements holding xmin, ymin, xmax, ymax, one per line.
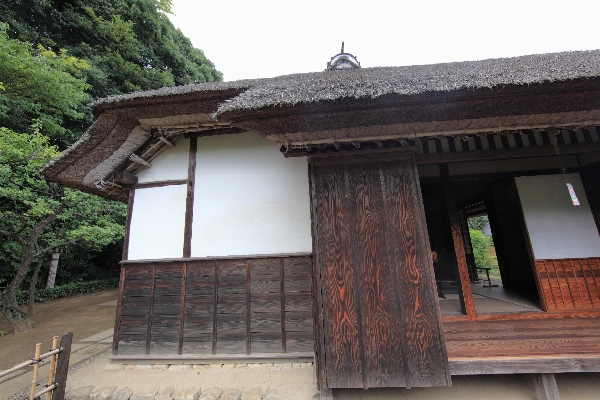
<box><xmin>420</xmin><ymin>177</ymin><xmax>543</xmax><ymax>317</ymax></box>
<box><xmin>464</xmin><ymin>207</ymin><xmax>542</xmax><ymax>314</ymax></box>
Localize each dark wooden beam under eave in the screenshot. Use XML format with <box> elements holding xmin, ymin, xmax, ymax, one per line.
<box><xmin>183</xmin><ymin>137</ymin><xmax>197</xmax><ymax>258</ymax></box>
<box><xmin>416</xmin><ymin>141</ymin><xmax>600</xmax><ymax>165</ymax></box>
<box><xmin>440</xmin><ymin>164</ymin><xmax>477</xmax><ymax>321</ymax></box>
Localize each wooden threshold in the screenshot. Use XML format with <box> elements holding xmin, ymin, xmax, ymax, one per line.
<box><xmin>109</xmin><ymin>352</ymin><xmax>314</xmax><ymax>365</ymax></box>
<box><xmin>444</xmin><ymin>316</ymin><xmax>600</xmax><ymax>375</ymax></box>
<box><xmin>449</xmin><ymin>354</ymin><xmax>600</xmax><ymax>375</ymax></box>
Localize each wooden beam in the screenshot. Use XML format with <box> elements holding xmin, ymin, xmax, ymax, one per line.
<box><xmin>183</xmin><ymin>137</ymin><xmax>197</xmax><ymax>258</ymax></box>
<box><xmin>533</xmin><ymin>373</ymin><xmax>560</xmax><ymax>400</ymax></box>
<box><xmin>440</xmin><ymin>165</ymin><xmax>477</xmax><ymax>321</ymax></box>
<box><xmin>119</xmin><ymin>252</ymin><xmax>312</xmax><ymax>264</ymax></box>
<box><xmin>114</xmin><ymin>171</ymin><xmax>138</xmax><ymax>186</ymax></box>
<box><xmin>129</xmin><ymin>153</ymin><xmax>151</xmax><ymax>168</ymax></box>
<box><xmin>183</xmin><ymin>127</ymin><xmax>246</xmax><ymax>138</ymax></box>
<box><xmin>416</xmin><ymin>141</ymin><xmax>600</xmax><ymax>165</ymax></box>
<box><xmin>449</xmin><ymin>356</ymin><xmax>600</xmax><ymax>375</ymax></box>
<box><xmin>133</xmin><ymin>179</ymin><xmax>187</xmax><ymax>189</ymax></box>
<box><xmin>121</xmin><ymin>189</ymin><xmax>135</xmax><ymax>261</ymax></box>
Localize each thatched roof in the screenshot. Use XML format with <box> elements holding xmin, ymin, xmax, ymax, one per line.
<box><xmin>91</xmin><ymin>50</ymin><xmax>600</xmax><ymax>117</ymax></box>
<box><xmin>42</xmin><ymin>49</ymin><xmax>600</xmax><ymax>202</ymax></box>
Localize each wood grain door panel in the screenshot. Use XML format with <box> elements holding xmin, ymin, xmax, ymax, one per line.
<box><xmin>310</xmin><ymin>151</ymin><xmax>451</xmax><ymax>389</ymax></box>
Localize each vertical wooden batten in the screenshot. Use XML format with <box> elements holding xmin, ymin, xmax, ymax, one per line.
<box><xmin>439</xmin><ymin>164</ymin><xmax>477</xmax><ymax>321</ymax></box>
<box><xmin>178</xmin><ymin>262</ymin><xmax>188</xmax><ymax>355</ymax></box>
<box><xmin>122</xmin><ymin>189</ymin><xmax>135</xmax><ymax>261</ymax></box>
<box><xmin>280</xmin><ymin>258</ymin><xmax>286</xmax><ymax>353</ymax></box>
<box><xmin>212</xmin><ymin>260</ymin><xmax>218</xmax><ymax>355</ymax></box>
<box><xmin>246</xmin><ymin>259</ymin><xmax>251</xmax><ymax>355</ymax></box>
<box><xmin>112</xmin><ymin>265</ymin><xmax>126</xmax><ymax>355</ymax></box>
<box><xmin>145</xmin><ymin>264</ymin><xmax>157</xmax><ymax>355</ymax></box>
<box><xmin>183</xmin><ymin>137</ymin><xmax>197</xmax><ymax>258</ymax></box>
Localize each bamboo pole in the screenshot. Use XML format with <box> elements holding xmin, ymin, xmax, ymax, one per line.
<box><xmin>0</xmin><ymin>348</ymin><xmax>61</xmax><ymax>378</ymax></box>
<box><xmin>30</xmin><ymin>343</ymin><xmax>41</xmax><ymax>400</ymax></box>
<box><xmin>46</xmin><ymin>336</ymin><xmax>59</xmax><ymax>400</ymax></box>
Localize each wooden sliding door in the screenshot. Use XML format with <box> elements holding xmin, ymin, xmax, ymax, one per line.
<box><xmin>309</xmin><ymin>151</ymin><xmax>450</xmax><ymax>390</ymax></box>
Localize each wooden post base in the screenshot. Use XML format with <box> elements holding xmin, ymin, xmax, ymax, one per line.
<box><xmin>533</xmin><ymin>373</ymin><xmax>560</xmax><ymax>400</ymax></box>
<box><xmin>320</xmin><ymin>388</ymin><xmax>334</xmax><ymax>400</ymax></box>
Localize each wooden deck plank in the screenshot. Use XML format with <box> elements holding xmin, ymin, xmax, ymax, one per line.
<box><xmin>444</xmin><ymin>317</ymin><xmax>600</xmax><ymax>359</ymax></box>
<box><xmin>445</xmin><ymin>317</ymin><xmax>600</xmax><ymax>374</ymax></box>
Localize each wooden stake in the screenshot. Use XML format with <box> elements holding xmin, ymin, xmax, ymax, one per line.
<box><xmin>46</xmin><ymin>336</ymin><xmax>59</xmax><ymax>400</ymax></box>
<box><xmin>52</xmin><ymin>332</ymin><xmax>73</xmax><ymax>400</ymax></box>
<box><xmin>30</xmin><ymin>343</ymin><xmax>41</xmax><ymax>400</ymax></box>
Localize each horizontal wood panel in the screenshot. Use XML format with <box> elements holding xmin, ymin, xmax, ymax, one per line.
<box><xmin>535</xmin><ymin>258</ymin><xmax>600</xmax><ymax>312</ymax></box>
<box><xmin>115</xmin><ymin>256</ymin><xmax>313</xmax><ymax>357</ymax></box>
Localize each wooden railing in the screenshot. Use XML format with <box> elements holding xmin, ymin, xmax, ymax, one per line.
<box><xmin>0</xmin><ymin>332</ymin><xmax>73</xmax><ymax>400</ymax></box>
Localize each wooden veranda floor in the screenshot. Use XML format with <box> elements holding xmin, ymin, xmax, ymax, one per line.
<box><xmin>444</xmin><ymin>316</ymin><xmax>600</xmax><ymax>375</ymax></box>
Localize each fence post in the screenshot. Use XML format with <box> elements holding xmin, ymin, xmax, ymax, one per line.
<box><xmin>51</xmin><ymin>332</ymin><xmax>73</xmax><ymax>400</ymax></box>
<box><xmin>47</xmin><ymin>336</ymin><xmax>59</xmax><ymax>400</ymax></box>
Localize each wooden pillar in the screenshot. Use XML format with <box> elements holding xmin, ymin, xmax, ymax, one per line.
<box><xmin>440</xmin><ymin>164</ymin><xmax>477</xmax><ymax>320</ymax></box>
<box><xmin>533</xmin><ymin>374</ymin><xmax>560</xmax><ymax>400</ymax></box>
<box><xmin>183</xmin><ymin>137</ymin><xmax>197</xmax><ymax>258</ymax></box>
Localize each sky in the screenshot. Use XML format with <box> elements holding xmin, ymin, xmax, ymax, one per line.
<box><xmin>170</xmin><ymin>1</ymin><xmax>600</xmax><ymax>82</ymax></box>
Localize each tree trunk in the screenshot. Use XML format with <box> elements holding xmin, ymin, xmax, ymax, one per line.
<box><xmin>28</xmin><ymin>257</ymin><xmax>44</xmax><ymax>316</ymax></box>
<box><xmin>1</xmin><ymin>212</ymin><xmax>58</xmax><ymax>333</ymax></box>
<box><xmin>47</xmin><ymin>252</ymin><xmax>59</xmax><ymax>288</ymax></box>
<box><xmin>1</xmin><ymin>289</ymin><xmax>31</xmax><ymax>333</ymax></box>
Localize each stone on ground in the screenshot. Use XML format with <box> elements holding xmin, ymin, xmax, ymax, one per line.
<box><xmin>221</xmin><ymin>388</ymin><xmax>242</xmax><ymax>400</ymax></box>
<box><xmin>65</xmin><ymin>385</ymin><xmax>94</xmax><ymax>400</ymax></box>
<box><xmin>263</xmin><ymin>388</ymin><xmax>278</xmax><ymax>400</ymax></box>
<box><xmin>199</xmin><ymin>387</ymin><xmax>223</xmax><ymax>400</ymax></box>
<box><xmin>130</xmin><ymin>387</ymin><xmax>158</xmax><ymax>400</ymax></box>
<box><xmin>173</xmin><ymin>387</ymin><xmax>202</xmax><ymax>400</ymax></box>
<box><xmin>154</xmin><ymin>386</ymin><xmax>174</xmax><ymax>400</ymax></box>
<box><xmin>90</xmin><ymin>386</ymin><xmax>117</xmax><ymax>400</ymax></box>
<box><xmin>112</xmin><ymin>387</ymin><xmax>134</xmax><ymax>400</ymax></box>
<box><xmin>241</xmin><ymin>388</ymin><xmax>263</xmax><ymax>400</ymax></box>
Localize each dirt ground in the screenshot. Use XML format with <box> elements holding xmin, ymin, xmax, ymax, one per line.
<box><xmin>3</xmin><ymin>291</ymin><xmax>600</xmax><ymax>399</ymax></box>
<box><xmin>0</xmin><ymin>290</ymin><xmax>117</xmax><ymax>370</ymax></box>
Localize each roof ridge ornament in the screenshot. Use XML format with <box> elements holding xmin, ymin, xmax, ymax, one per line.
<box><xmin>326</xmin><ymin>41</ymin><xmax>361</xmax><ymax>71</ymax></box>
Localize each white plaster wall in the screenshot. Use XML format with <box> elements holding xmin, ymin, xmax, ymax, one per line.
<box><xmin>191</xmin><ymin>132</ymin><xmax>312</xmax><ymax>257</ymax></box>
<box><xmin>135</xmin><ymin>135</ymin><xmax>189</xmax><ymax>183</ymax></box>
<box><xmin>516</xmin><ymin>174</ymin><xmax>600</xmax><ymax>260</ymax></box>
<box><xmin>127</xmin><ymin>185</ymin><xmax>187</xmax><ymax>260</ymax></box>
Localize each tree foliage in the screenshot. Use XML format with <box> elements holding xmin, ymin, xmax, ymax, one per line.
<box><xmin>0</xmin><ymin>127</ymin><xmax>126</xmax><ymax>331</ymax></box>
<box><xmin>467</xmin><ymin>215</ymin><xmax>489</xmax><ymax>232</ymax></box>
<box><xmin>0</xmin><ymin>0</ymin><xmax>220</xmax><ymax>331</ymax></box>
<box><xmin>0</xmin><ymin>23</ymin><xmax>91</xmax><ymax>148</ymax></box>
<box><xmin>469</xmin><ymin>229</ymin><xmax>493</xmax><ymax>269</ymax></box>
<box><xmin>1</xmin><ymin>0</ymin><xmax>222</xmax><ymax>100</ymax></box>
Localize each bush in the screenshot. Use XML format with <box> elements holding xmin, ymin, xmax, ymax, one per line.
<box><xmin>0</xmin><ymin>279</ymin><xmax>118</xmax><ymax>306</ymax></box>
<box><xmin>469</xmin><ymin>229</ymin><xmax>494</xmax><ymax>269</ymax></box>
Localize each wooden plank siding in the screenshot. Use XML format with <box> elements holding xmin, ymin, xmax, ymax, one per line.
<box><xmin>534</xmin><ymin>258</ymin><xmax>600</xmax><ymax>312</ymax></box>
<box><xmin>309</xmin><ymin>151</ymin><xmax>450</xmax><ymax>390</ymax></box>
<box><xmin>115</xmin><ymin>256</ymin><xmax>313</xmax><ymax>357</ymax></box>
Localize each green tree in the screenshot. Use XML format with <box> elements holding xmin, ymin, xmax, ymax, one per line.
<box><xmin>0</xmin><ymin>128</ymin><xmax>125</xmax><ymax>332</ymax></box>
<box><xmin>468</xmin><ymin>215</ymin><xmax>489</xmax><ymax>232</ymax></box>
<box><xmin>469</xmin><ymin>229</ymin><xmax>493</xmax><ymax>269</ymax></box>
<box><xmin>0</xmin><ymin>22</ymin><xmax>91</xmax><ymax>148</ymax></box>
<box><xmin>1</xmin><ymin>0</ymin><xmax>222</xmax><ymax>101</ymax></box>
